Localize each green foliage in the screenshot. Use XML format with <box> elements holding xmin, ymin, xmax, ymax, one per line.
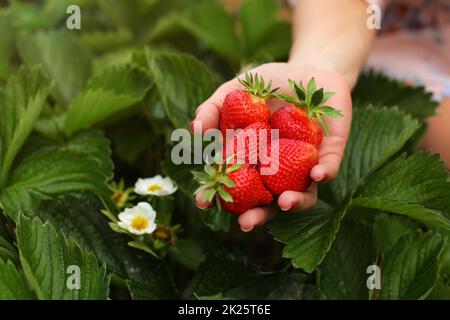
<box><xmin>0</xmin><ymin>130</ymin><xmax>113</xmax><ymax>220</ymax></box>
<box><xmin>0</xmin><ymin>258</ymin><xmax>35</xmax><ymax>300</ymax></box>
<box><xmin>372</xmin><ymin>213</ymin><xmax>418</xmax><ymax>255</ymax></box>
<box><xmin>269</xmin><ymin>204</ymin><xmax>346</xmax><ymax>273</ymax></box>
<box><xmin>0</xmin><ymin>0</ymin><xmax>449</xmax><ymax>301</ymax></box>
<box><xmin>17</xmin><ymin>30</ymin><xmax>91</xmax><ymax>105</ymax></box>
<box><xmin>0</xmin><ymin>67</ymin><xmax>50</xmax><ymax>190</ymax></box>
<box><xmin>17</xmin><ymin>215</ymin><xmax>110</xmax><ymax>299</ymax></box>
<box><xmin>330</xmin><ymin>107</ymin><xmax>420</xmax><ymax>204</ymax></box>
<box><xmin>148</xmin><ymin>51</ymin><xmax>217</xmax><ymax>129</ymax></box>
<box><xmin>185</xmin><ymin>252</ymin><xmax>321</xmax><ymax>300</ymax></box>
<box><xmin>318</xmin><ymin>219</ymin><xmax>376</xmax><ymax>299</ymax></box>
<box><xmin>353</xmin><ymin>71</ymin><xmax>438</xmax><ymax>119</ymax></box>
<box><xmin>352</xmin><ymin>153</ymin><xmax>450</xmax><ymax>229</ymax></box>
<box><xmin>379</xmin><ymin>231</ymin><xmax>447</xmax><ymax>299</ymax></box>
<box><xmin>64</xmin><ymin>66</ymin><xmax>153</xmax><ymax>136</ymax></box>
<box><xmin>148</xmin><ymin>0</ymin><xmax>291</xmax><ymax>68</ymax></box>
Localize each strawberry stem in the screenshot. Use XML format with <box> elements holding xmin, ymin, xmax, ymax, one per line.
<box><xmin>192</xmin><ymin>157</ymin><xmax>242</xmax><ymax>211</ymax></box>
<box><xmin>275</xmin><ymin>78</ymin><xmax>343</xmax><ymax>136</ymax></box>
<box><xmin>238</xmin><ymin>72</ymin><xmax>279</xmax><ymax>99</ymax></box>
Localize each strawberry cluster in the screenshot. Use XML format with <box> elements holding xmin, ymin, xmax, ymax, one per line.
<box><xmin>193</xmin><ymin>73</ymin><xmax>342</xmax><ymax>214</ymax></box>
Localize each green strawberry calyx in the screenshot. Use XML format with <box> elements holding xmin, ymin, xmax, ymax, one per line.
<box><xmin>276</xmin><ymin>78</ymin><xmax>343</xmax><ymax>136</ymax></box>
<box><xmin>192</xmin><ymin>155</ymin><xmax>242</xmax><ymax>213</ymax></box>
<box><xmin>238</xmin><ymin>72</ymin><xmax>280</xmax><ymax>100</ymax></box>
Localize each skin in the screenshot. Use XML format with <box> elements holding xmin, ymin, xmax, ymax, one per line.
<box><xmin>422</xmin><ymin>98</ymin><xmax>450</xmax><ymax>167</ymax></box>
<box><xmin>193</xmin><ymin>0</ymin><xmax>450</xmax><ymax>231</ymax></box>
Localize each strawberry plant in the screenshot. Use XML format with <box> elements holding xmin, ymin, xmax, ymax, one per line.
<box><xmin>0</xmin><ymin>0</ymin><xmax>449</xmax><ymax>300</ymax></box>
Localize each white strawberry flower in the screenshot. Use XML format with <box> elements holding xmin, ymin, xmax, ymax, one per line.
<box><xmin>134</xmin><ymin>175</ymin><xmax>177</xmax><ymax>196</ymax></box>
<box><xmin>117</xmin><ymin>202</ymin><xmax>157</xmax><ymax>235</ymax></box>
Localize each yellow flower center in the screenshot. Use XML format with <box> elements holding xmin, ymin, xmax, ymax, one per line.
<box><xmin>147</xmin><ymin>184</ymin><xmax>161</xmax><ymax>192</ymax></box>
<box><xmin>130</xmin><ymin>216</ymin><xmax>149</xmax><ymax>231</ymax></box>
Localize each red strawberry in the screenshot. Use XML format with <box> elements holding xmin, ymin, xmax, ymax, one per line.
<box><xmin>260</xmin><ymin>139</ymin><xmax>319</xmax><ymax>196</ymax></box>
<box><xmin>271</xmin><ymin>78</ymin><xmax>343</xmax><ymax>147</ymax></box>
<box><xmin>193</xmin><ymin>163</ymin><xmax>273</xmax><ymax>215</ymax></box>
<box><xmin>223</xmin><ymin>122</ymin><xmax>272</xmax><ymax>165</ymax></box>
<box><xmin>270</xmin><ymin>106</ymin><xmax>323</xmax><ymax>147</ymax></box>
<box><xmin>219</xmin><ymin>73</ymin><xmax>278</xmax><ymax>133</ymax></box>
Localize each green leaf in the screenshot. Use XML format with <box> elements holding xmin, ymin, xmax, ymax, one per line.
<box><xmin>17</xmin><ymin>30</ymin><xmax>91</xmax><ymax>105</ymax></box>
<box><xmin>184</xmin><ymin>252</ymin><xmax>259</xmax><ymax>298</ymax></box>
<box><xmin>162</xmin><ymin>158</ymin><xmax>200</xmax><ymax>196</ymax></box>
<box><xmin>187</xmin><ymin>252</ymin><xmax>321</xmax><ymax>300</ymax></box>
<box><xmin>183</xmin><ymin>2</ymin><xmax>240</xmax><ymax>63</ymax></box>
<box><xmin>439</xmin><ymin>231</ymin><xmax>450</xmax><ymax>282</ymax></box>
<box><xmin>352</xmin><ymin>70</ymin><xmax>438</xmax><ymax>119</ymax></box>
<box><xmin>0</xmin><ymin>130</ymin><xmax>113</xmax><ymax>220</ymax></box>
<box><xmin>306</xmin><ymin>78</ymin><xmax>317</xmax><ymax>104</ymax></box>
<box><xmin>97</xmin><ymin>0</ymin><xmax>158</xmax><ymax>33</ymax></box>
<box><xmin>19</xmin><ymin>191</ymin><xmax>176</xmax><ymax>299</ymax></box>
<box><xmin>352</xmin><ymin>153</ymin><xmax>450</xmax><ymax>229</ymax></box>
<box><xmin>0</xmin><ymin>258</ymin><xmax>35</xmax><ymax>300</ymax></box>
<box><xmin>149</xmin><ymin>3</ymin><xmax>240</xmax><ymax>64</ymax></box>
<box><xmin>250</xmin><ymin>20</ymin><xmax>291</xmax><ymax>63</ymax></box>
<box><xmin>427</xmin><ymin>281</ymin><xmax>450</xmax><ymax>300</ymax></box>
<box><xmin>168</xmin><ymin>239</ymin><xmax>205</xmax><ymax>271</ymax></box>
<box><xmin>79</xmin><ymin>28</ymin><xmax>133</xmax><ymax>55</ymax></box>
<box><xmin>202</xmin><ymin>188</ymin><xmax>216</xmax><ymax>203</ymax></box>
<box><xmin>200</xmin><ymin>206</ymin><xmax>230</xmax><ymax>232</ymax></box>
<box><xmin>11</xmin><ymin>0</ymin><xmax>89</xmax><ymax>30</ymax></box>
<box><xmin>64</xmin><ymin>66</ymin><xmax>152</xmax><ymax>136</ymax></box>
<box><xmin>127</xmin><ymin>241</ymin><xmax>159</xmax><ymax>258</ymax></box>
<box><xmin>330</xmin><ymin>107</ymin><xmax>420</xmax><ymax>204</ymax></box>
<box><xmin>0</xmin><ymin>224</ymin><xmax>18</xmax><ymax>264</ymax></box>
<box><xmin>106</xmin><ymin>116</ymin><xmax>152</xmax><ymax>164</ymax></box>
<box><xmin>127</xmin><ymin>280</ymin><xmax>161</xmax><ymax>300</ymax></box>
<box><xmin>162</xmin><ymin>156</ymin><xmax>230</xmax><ymax>232</ymax></box>
<box><xmin>226</xmin><ymin>273</ymin><xmax>321</xmax><ymax>300</ymax></box>
<box><xmin>373</xmin><ymin>213</ymin><xmax>418</xmax><ymax>255</ymax></box>
<box><xmin>275</xmin><ymin>93</ymin><xmax>298</xmax><ymax>105</ymax></box>
<box><xmin>269</xmin><ymin>204</ymin><xmax>347</xmax><ymax>273</ymax></box>
<box><xmin>0</xmin><ymin>67</ymin><xmax>50</xmax><ymax>190</ymax></box>
<box><xmin>380</xmin><ymin>230</ymin><xmax>447</xmax><ymax>300</ymax></box>
<box><xmin>11</xmin><ymin>192</ymin><xmax>125</xmax><ymax>275</ymax></box>
<box><xmin>16</xmin><ymin>215</ymin><xmax>110</xmax><ymax>300</ymax></box>
<box><xmin>0</xmin><ymin>9</ymin><xmax>14</xmax><ymax>78</ymax></box>
<box><xmin>148</xmin><ymin>51</ymin><xmax>217</xmax><ymax>129</ymax></box>
<box><xmin>318</xmin><ymin>220</ymin><xmax>376</xmax><ymax>299</ymax></box>
<box><xmin>218</xmin><ymin>186</ymin><xmax>233</xmax><ymax>203</ymax></box>
<box><xmin>311</xmin><ymin>88</ymin><xmax>324</xmax><ymax>106</ymax></box>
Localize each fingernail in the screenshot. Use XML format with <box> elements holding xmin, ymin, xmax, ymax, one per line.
<box><xmin>281</xmin><ymin>204</ymin><xmax>292</xmax><ymax>211</ymax></box>
<box><xmin>240</xmin><ymin>226</ymin><xmax>253</xmax><ymax>232</ymax></box>
<box><xmin>314</xmin><ymin>173</ymin><xmax>324</xmax><ymax>182</ymax></box>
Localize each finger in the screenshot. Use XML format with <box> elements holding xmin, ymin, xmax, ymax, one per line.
<box><xmin>191</xmin><ymin>80</ymin><xmax>241</xmax><ymax>134</ymax></box>
<box><xmin>310</xmin><ymin>135</ymin><xmax>347</xmax><ymax>182</ymax></box>
<box><xmin>277</xmin><ymin>183</ymin><xmax>318</xmax><ymax>212</ymax></box>
<box><xmin>238</xmin><ymin>205</ymin><xmax>277</xmax><ymax>232</ymax></box>
<box><xmin>195</xmin><ymin>191</ymin><xmax>213</xmax><ymax>209</ymax></box>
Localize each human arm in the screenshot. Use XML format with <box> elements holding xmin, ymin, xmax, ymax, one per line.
<box><xmin>193</xmin><ymin>0</ymin><xmax>377</xmax><ymax>231</ymax></box>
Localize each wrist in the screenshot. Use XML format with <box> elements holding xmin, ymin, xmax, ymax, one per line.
<box><xmin>286</xmin><ymin>58</ymin><xmax>357</xmax><ymax>93</ymax></box>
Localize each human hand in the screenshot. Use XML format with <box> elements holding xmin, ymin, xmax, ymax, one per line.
<box><xmin>192</xmin><ymin>62</ymin><xmax>352</xmax><ymax>232</ymax></box>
